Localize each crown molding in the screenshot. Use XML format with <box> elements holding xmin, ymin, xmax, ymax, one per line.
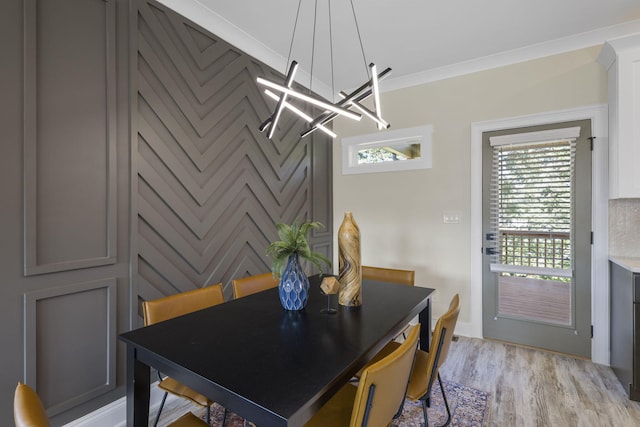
<box><xmin>157</xmin><ymin>0</ymin><xmax>640</xmax><ymax>95</ymax></box>
<box><xmin>383</xmin><ymin>20</ymin><xmax>640</xmax><ymax>93</ymax></box>
<box><xmin>598</xmin><ymin>32</ymin><xmax>640</xmax><ymax>69</ymax></box>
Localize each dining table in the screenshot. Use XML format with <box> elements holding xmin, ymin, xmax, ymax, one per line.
<box><xmin>120</xmin><ymin>275</ymin><xmax>435</xmax><ymax>427</ymax></box>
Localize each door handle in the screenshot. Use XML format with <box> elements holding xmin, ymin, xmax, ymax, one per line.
<box><xmin>485</xmin><ymin>247</ymin><xmax>499</xmax><ymax>255</ymax></box>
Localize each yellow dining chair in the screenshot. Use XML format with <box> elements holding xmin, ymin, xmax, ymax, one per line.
<box><xmin>232</xmin><ymin>272</ymin><xmax>278</xmax><ymax>299</ymax></box>
<box><xmin>167</xmin><ymin>411</ymin><xmax>210</xmax><ymax>427</ymax></box>
<box><xmin>14</xmin><ymin>382</ymin><xmax>50</xmax><ymax>427</ymax></box>
<box><xmin>365</xmin><ymin>294</ymin><xmax>460</xmax><ymax>426</ymax></box>
<box><xmin>362</xmin><ymin>266</ymin><xmax>415</xmax><ymax>286</ymax></box>
<box><xmin>142</xmin><ymin>284</ymin><xmax>225</xmax><ymax>427</ymax></box>
<box><xmin>304</xmin><ymin>324</ymin><xmax>420</xmax><ymax>427</ymax></box>
<box><xmin>363</xmin><ymin>265</ymin><xmax>416</xmax><ymax>339</ymax></box>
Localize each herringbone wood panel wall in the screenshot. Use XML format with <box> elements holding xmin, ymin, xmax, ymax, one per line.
<box><xmin>135</xmin><ymin>0</ymin><xmax>333</xmax><ymax>305</ymax></box>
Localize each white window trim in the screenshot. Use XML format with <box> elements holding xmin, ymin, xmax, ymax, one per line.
<box><xmin>341</xmin><ymin>125</ymin><xmax>433</xmax><ymax>175</ymax></box>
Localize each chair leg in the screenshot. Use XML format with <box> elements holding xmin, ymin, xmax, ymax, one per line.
<box><xmin>421</xmin><ymin>399</ymin><xmax>430</xmax><ymax>427</ymax></box>
<box><xmin>221</xmin><ymin>407</ymin><xmax>227</xmax><ymax>426</ymax></box>
<box><xmin>437</xmin><ymin>373</ymin><xmax>452</xmax><ymax>427</ymax></box>
<box><xmin>420</xmin><ymin>375</ymin><xmax>451</xmax><ymax>427</ymax></box>
<box><xmin>153</xmin><ymin>391</ymin><xmax>168</xmax><ymax>427</ymax></box>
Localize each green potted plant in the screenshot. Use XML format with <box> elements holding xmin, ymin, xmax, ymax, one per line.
<box><xmin>266</xmin><ymin>220</ymin><xmax>332</xmax><ymax>310</ymax></box>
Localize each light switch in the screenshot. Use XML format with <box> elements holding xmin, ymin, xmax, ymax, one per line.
<box><xmin>443</xmin><ymin>210</ymin><xmax>462</xmax><ymax>224</ymax></box>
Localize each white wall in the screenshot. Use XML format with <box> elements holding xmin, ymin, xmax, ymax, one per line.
<box><xmin>332</xmin><ymin>46</ymin><xmax>608</xmax><ymax>333</ymax></box>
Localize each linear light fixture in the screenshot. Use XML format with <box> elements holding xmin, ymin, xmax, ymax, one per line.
<box><xmin>257</xmin><ymin>75</ymin><xmax>362</xmax><ymax>121</ymax></box>
<box><xmin>264</xmin><ymin>90</ymin><xmax>337</xmax><ymax>138</ymax></box>
<box><xmin>300</xmin><ymin>65</ymin><xmax>392</xmax><ymax>138</ymax></box>
<box><xmin>370</xmin><ymin>63</ymin><xmax>383</xmax><ymax>130</ymax></box>
<box><xmin>339</xmin><ymin>91</ymin><xmax>389</xmax><ymax>130</ymax></box>
<box><xmin>267</xmin><ymin>60</ymin><xmax>299</xmax><ymax>139</ymax></box>
<box><xmin>256</xmin><ymin>0</ymin><xmax>391</xmax><ymax>140</ymax></box>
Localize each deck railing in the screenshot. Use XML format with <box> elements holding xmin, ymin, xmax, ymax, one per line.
<box><xmin>499</xmin><ymin>230</ymin><xmax>571</xmax><ymax>270</ymax></box>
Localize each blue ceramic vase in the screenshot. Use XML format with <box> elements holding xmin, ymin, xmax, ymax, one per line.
<box><xmin>279</xmin><ymin>254</ymin><xmax>310</xmax><ymax>310</ymax></box>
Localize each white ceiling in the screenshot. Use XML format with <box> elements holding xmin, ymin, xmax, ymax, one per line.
<box><xmin>158</xmin><ymin>0</ymin><xmax>640</xmax><ymax>96</ymax></box>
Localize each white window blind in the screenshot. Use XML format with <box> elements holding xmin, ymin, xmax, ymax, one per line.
<box><xmin>488</xmin><ymin>128</ymin><xmax>579</xmax><ymax>277</ymax></box>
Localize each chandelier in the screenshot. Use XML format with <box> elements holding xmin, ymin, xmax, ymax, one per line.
<box><xmin>256</xmin><ymin>0</ymin><xmax>391</xmax><ymax>140</ymax></box>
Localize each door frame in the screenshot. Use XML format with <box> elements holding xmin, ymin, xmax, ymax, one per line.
<box><xmin>469</xmin><ymin>104</ymin><xmax>609</xmax><ymax>365</ymax></box>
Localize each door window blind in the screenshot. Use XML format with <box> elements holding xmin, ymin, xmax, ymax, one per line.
<box><xmin>487</xmin><ymin>128</ymin><xmax>579</xmax><ymax>277</ymax></box>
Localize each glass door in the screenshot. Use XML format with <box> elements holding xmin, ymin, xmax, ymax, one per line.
<box><xmin>482</xmin><ymin>120</ymin><xmax>592</xmax><ymax>358</ymax></box>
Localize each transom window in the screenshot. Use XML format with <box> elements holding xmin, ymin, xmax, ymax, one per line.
<box><xmin>342</xmin><ymin>125</ymin><xmax>432</xmax><ymax>174</ymax></box>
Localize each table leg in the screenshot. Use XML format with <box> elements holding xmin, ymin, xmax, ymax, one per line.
<box><xmin>418</xmin><ymin>298</ymin><xmax>432</xmax><ymax>352</ymax></box>
<box><xmin>126</xmin><ymin>345</ymin><xmax>150</xmax><ymax>427</ymax></box>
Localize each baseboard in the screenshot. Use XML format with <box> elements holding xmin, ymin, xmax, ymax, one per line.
<box><xmin>62</xmin><ymin>381</ymin><xmax>175</xmax><ymax>427</ymax></box>
<box><xmin>453</xmin><ymin>320</ymin><xmax>481</xmax><ymax>339</ymax></box>
<box><xmin>62</xmin><ymin>397</ymin><xmax>127</xmax><ymax>427</ymax></box>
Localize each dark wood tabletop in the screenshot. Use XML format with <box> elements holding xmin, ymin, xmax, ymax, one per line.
<box><xmin>120</xmin><ymin>275</ymin><xmax>434</xmax><ymax>427</ymax></box>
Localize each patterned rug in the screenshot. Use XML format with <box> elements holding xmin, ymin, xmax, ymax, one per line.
<box><xmin>199</xmin><ymin>380</ymin><xmax>489</xmax><ymax>426</ymax></box>
<box><xmin>392</xmin><ymin>380</ymin><xmax>489</xmax><ymax>427</ymax></box>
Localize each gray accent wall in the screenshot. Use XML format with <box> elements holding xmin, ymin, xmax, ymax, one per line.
<box><xmin>133</xmin><ymin>0</ymin><xmax>332</xmax><ymax>307</ymax></box>
<box><xmin>0</xmin><ymin>0</ymin><xmax>333</xmax><ymax>425</ymax></box>
<box><xmin>23</xmin><ymin>0</ymin><xmax>118</xmax><ymax>275</ymax></box>
<box><xmin>1</xmin><ymin>0</ymin><xmax>132</xmax><ymax>425</ymax></box>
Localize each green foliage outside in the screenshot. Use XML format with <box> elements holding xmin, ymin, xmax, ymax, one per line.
<box><xmin>497</xmin><ymin>142</ymin><xmax>573</xmax><ymax>282</ymax></box>
<box><xmin>357</xmin><ymin>147</ymin><xmax>398</xmax><ymax>164</ymax></box>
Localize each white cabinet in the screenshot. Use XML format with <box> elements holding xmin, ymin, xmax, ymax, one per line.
<box><xmin>599</xmin><ymin>34</ymin><xmax>640</xmax><ymax>199</ymax></box>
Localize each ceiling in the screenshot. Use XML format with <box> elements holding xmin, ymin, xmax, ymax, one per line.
<box><xmin>158</xmin><ymin>0</ymin><xmax>640</xmax><ymax>96</ymax></box>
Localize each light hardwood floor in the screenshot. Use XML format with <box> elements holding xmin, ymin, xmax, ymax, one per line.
<box><xmin>155</xmin><ymin>336</ymin><xmax>640</xmax><ymax>426</ymax></box>
<box><xmin>441</xmin><ymin>337</ymin><xmax>640</xmax><ymax>427</ymax></box>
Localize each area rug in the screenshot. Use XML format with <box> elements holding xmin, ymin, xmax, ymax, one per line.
<box><xmin>392</xmin><ymin>380</ymin><xmax>489</xmax><ymax>427</ymax></box>
<box><xmin>199</xmin><ymin>380</ymin><xmax>489</xmax><ymax>426</ymax></box>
